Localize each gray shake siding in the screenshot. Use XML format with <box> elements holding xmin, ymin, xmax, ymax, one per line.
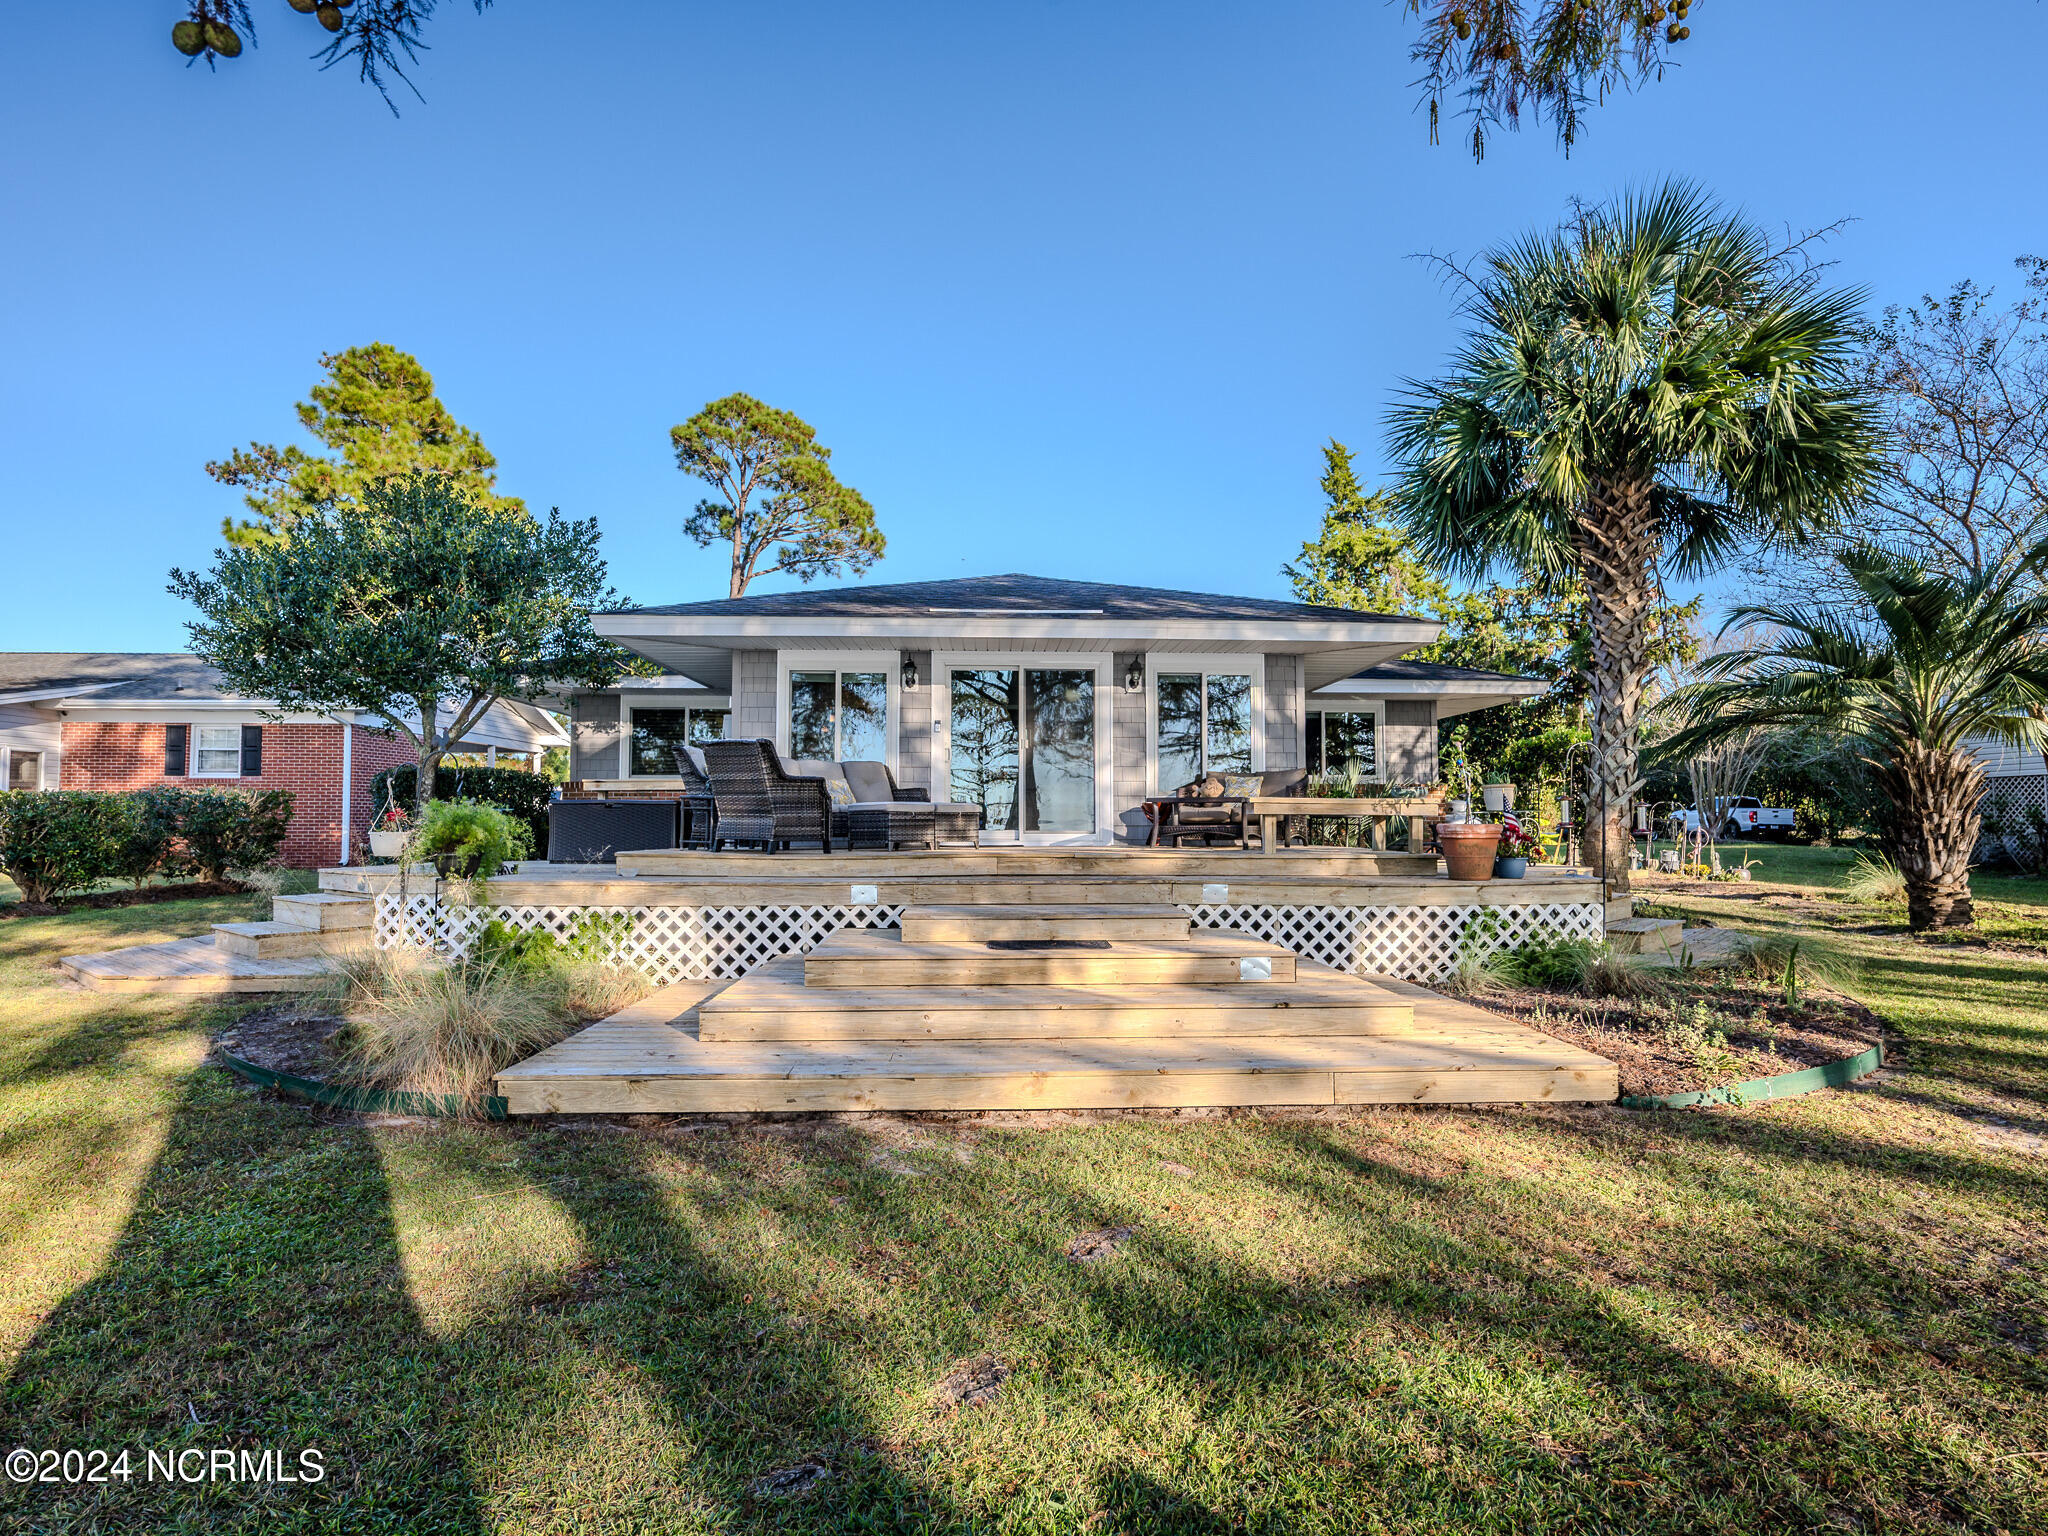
<box><xmin>1382</xmin><ymin>699</ymin><xmax>1438</xmax><ymax>782</ymax></box>
<box><xmin>1112</xmin><ymin>651</ymin><xmax>1147</xmax><ymax>841</ymax></box>
<box><xmin>898</xmin><ymin>651</ymin><xmax>934</xmax><ymax>790</ymax></box>
<box><xmin>1263</xmin><ymin>654</ymin><xmax>1302</xmax><ymax>772</ymax></box>
<box><xmin>569</xmin><ymin>693</ymin><xmax>621</xmax><ymax>781</ymax></box>
<box><xmin>733</xmin><ymin>651</ymin><xmax>776</xmax><ymax>739</ymax></box>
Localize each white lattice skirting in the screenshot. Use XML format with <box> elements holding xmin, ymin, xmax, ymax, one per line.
<box><xmin>376</xmin><ymin>895</ymin><xmax>1603</xmax><ymax>984</ymax></box>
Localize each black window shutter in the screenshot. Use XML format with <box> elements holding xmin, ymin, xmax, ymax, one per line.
<box><xmin>240</xmin><ymin>725</ymin><xmax>263</xmax><ymax>777</ymax></box>
<box><xmin>164</xmin><ymin>724</ymin><xmax>188</xmax><ymax>777</ymax></box>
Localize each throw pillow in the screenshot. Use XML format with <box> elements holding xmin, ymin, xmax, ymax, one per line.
<box><xmin>1217</xmin><ymin>772</ymin><xmax>1261</xmax><ymax>800</ymax></box>
<box><xmin>824</xmin><ymin>777</ymin><xmax>856</xmax><ymax>808</ymax></box>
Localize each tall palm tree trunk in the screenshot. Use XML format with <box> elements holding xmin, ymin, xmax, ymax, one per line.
<box><xmin>1574</xmin><ymin>477</ymin><xmax>1661</xmax><ymax>891</ymax></box>
<box><xmin>1875</xmin><ymin>745</ymin><xmax>1982</xmax><ymax>930</ymax></box>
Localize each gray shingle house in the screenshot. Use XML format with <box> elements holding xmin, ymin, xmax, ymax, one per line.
<box><xmin>568</xmin><ymin>575</ymin><xmax>1544</xmax><ymax>844</ymax></box>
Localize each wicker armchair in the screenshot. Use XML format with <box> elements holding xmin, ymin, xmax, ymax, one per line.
<box><xmin>668</xmin><ymin>746</ymin><xmax>719</xmax><ymax>849</ymax></box>
<box><xmin>701</xmin><ymin>739</ymin><xmax>833</xmax><ymax>852</ymax></box>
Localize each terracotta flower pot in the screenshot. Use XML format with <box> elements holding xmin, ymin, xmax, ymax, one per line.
<box><xmin>1437</xmin><ymin>821</ymin><xmax>1503</xmax><ymax>881</ymax></box>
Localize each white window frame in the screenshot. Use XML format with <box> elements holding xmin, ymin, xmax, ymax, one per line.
<box><xmin>1305</xmin><ymin>702</ymin><xmax>1384</xmax><ymax>778</ymax></box>
<box><xmin>1143</xmin><ymin>653</ymin><xmax>1265</xmax><ymax>794</ymax></box>
<box><xmin>4</xmin><ymin>749</ymin><xmax>45</xmax><ymax>792</ymax></box>
<box><xmin>930</xmin><ymin>650</ymin><xmax>1114</xmax><ymax>845</ymax></box>
<box><xmin>776</xmin><ymin>652</ymin><xmax>899</xmax><ymax>769</ymax></box>
<box><xmin>622</xmin><ymin>700</ymin><xmax>733</xmax><ymax>778</ymax></box>
<box><xmin>193</xmin><ymin>724</ymin><xmax>243</xmax><ymax>778</ymax></box>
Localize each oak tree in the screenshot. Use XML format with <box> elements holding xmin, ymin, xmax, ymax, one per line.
<box><xmin>171</xmin><ymin>473</ymin><xmax>620</xmax><ymax>820</ymax></box>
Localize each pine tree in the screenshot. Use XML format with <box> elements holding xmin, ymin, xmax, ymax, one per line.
<box><xmin>207</xmin><ymin>343</ymin><xmax>521</xmax><ymax>547</ymax></box>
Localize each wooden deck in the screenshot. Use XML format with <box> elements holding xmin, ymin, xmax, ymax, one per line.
<box><xmin>495</xmin><ymin>902</ymin><xmax>1615</xmax><ymax>1113</ymax></box>
<box><xmin>496</xmin><ymin>976</ymin><xmax>1616</xmax><ymax>1113</ymax></box>
<box><xmin>319</xmin><ymin>855</ymin><xmax>1607</xmax><ymax>913</ymax></box>
<box><xmin>58</xmin><ymin>936</ymin><xmax>331</xmax><ymax>994</ymax></box>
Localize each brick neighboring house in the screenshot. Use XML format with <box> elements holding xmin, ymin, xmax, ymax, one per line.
<box><xmin>0</xmin><ymin>654</ymin><xmax>568</xmax><ymax>869</ymax></box>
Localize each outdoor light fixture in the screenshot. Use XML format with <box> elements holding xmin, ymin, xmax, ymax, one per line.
<box><xmin>900</xmin><ymin>656</ymin><xmax>919</xmax><ymax>691</ymax></box>
<box><xmin>1123</xmin><ymin>660</ymin><xmax>1144</xmax><ymax>693</ymax></box>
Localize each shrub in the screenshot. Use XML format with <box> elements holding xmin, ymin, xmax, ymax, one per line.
<box><xmin>0</xmin><ymin>792</ymin><xmax>124</xmax><ymax>902</ymax></box>
<box><xmin>103</xmin><ymin>788</ymin><xmax>190</xmax><ymax>889</ymax></box>
<box><xmin>416</xmin><ymin>799</ymin><xmax>530</xmax><ymax>877</ymax></box>
<box><xmin>173</xmin><ymin>788</ymin><xmax>295</xmax><ymax>882</ymax></box>
<box><xmin>372</xmin><ymin>762</ymin><xmax>552</xmax><ymax>854</ymax></box>
<box><xmin>472</xmin><ymin>914</ymin><xmax>649</xmax><ymax>1019</ymax></box>
<box><xmin>1494</xmin><ymin>935</ymin><xmax>1667</xmax><ymax>998</ymax></box>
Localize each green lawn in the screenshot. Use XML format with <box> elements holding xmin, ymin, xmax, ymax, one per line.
<box><xmin>0</xmin><ymin>870</ymin><xmax>2043</xmax><ymax>1534</ymax></box>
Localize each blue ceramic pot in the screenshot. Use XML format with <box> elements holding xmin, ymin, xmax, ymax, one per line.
<box><xmin>1493</xmin><ymin>856</ymin><xmax>1528</xmax><ymax>879</ymax></box>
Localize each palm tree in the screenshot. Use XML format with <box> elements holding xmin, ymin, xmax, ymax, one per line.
<box><xmin>1667</xmin><ymin>540</ymin><xmax>2048</xmax><ymax>930</ymax></box>
<box><xmin>1387</xmin><ymin>181</ymin><xmax>1882</xmax><ymax>888</ymax></box>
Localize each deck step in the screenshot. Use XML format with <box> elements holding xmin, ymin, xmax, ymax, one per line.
<box><xmin>1606</xmin><ymin>916</ymin><xmax>1683</xmax><ymax>955</ymax></box>
<box><xmin>60</xmin><ymin>937</ymin><xmax>328</xmax><ymax>994</ymax></box>
<box><xmin>701</xmin><ymin>954</ymin><xmax>1403</xmax><ymax>1040</ymax></box>
<box><xmin>271</xmin><ymin>892</ymin><xmax>373</xmax><ymax>932</ymax></box>
<box><xmin>899</xmin><ymin>903</ymin><xmax>1190</xmax><ymax>944</ymax></box>
<box><xmin>801</xmin><ymin>927</ymin><xmax>1297</xmax><ymax>988</ymax></box>
<box><xmin>500</xmin><ymin>979</ymin><xmax>1616</xmax><ymax>1112</ymax></box>
<box><xmin>211</xmin><ymin>921</ymin><xmax>348</xmax><ymax>960</ymax></box>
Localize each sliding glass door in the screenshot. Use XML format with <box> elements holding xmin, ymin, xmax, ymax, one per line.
<box><xmin>946</xmin><ymin>661</ymin><xmax>1103</xmax><ymax>841</ymax></box>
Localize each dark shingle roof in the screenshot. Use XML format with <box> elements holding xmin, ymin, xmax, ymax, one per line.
<box><xmin>611</xmin><ymin>574</ymin><xmax>1412</xmax><ymax>625</ymax></box>
<box><xmin>0</xmin><ymin>653</ymin><xmax>232</xmax><ymax>702</ymax></box>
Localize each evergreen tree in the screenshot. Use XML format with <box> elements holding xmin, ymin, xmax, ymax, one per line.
<box><xmin>208</xmin><ymin>343</ymin><xmax>521</xmax><ymax>547</ymax></box>
<box><xmin>672</xmin><ymin>393</ymin><xmax>884</xmax><ymax>599</ymax></box>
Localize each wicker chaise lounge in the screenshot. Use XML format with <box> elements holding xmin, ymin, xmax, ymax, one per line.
<box><xmin>834</xmin><ymin>761</ymin><xmax>983</xmax><ymax>849</ymax></box>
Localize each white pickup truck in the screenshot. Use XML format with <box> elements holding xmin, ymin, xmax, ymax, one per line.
<box><xmin>1669</xmin><ymin>796</ymin><xmax>1796</xmax><ymax>839</ymax></box>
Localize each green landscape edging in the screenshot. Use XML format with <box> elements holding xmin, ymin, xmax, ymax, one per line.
<box><xmin>1618</xmin><ymin>1042</ymin><xmax>1883</xmax><ymax>1111</ymax></box>
<box><xmin>219</xmin><ymin>1052</ymin><xmax>507</xmax><ymax>1121</ymax></box>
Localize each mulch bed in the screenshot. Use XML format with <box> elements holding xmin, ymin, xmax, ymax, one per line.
<box><xmin>1472</xmin><ymin>976</ymin><xmax>1884</xmax><ymax>1098</ymax></box>
<box><xmin>0</xmin><ymin>880</ymin><xmax>250</xmax><ymax>919</ymax></box>
<box><xmin>215</xmin><ymin>1000</ymin><xmax>353</xmax><ymax>1081</ymax></box>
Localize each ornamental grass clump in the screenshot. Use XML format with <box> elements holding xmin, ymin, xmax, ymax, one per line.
<box><xmin>1843</xmin><ymin>852</ymin><xmax>1907</xmax><ymax>904</ymax></box>
<box><xmin>334</xmin><ymin>947</ymin><xmax>575</xmax><ymax>1116</ymax></box>
<box><xmin>323</xmin><ymin>916</ymin><xmax>651</xmax><ymax>1115</ymax></box>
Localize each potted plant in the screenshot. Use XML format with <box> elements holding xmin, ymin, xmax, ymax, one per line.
<box><xmin>1493</xmin><ymin>822</ymin><xmax>1541</xmax><ymax>879</ymax></box>
<box><xmin>1481</xmin><ymin>781</ymin><xmax>1516</xmax><ymax>814</ymax></box>
<box><xmin>1437</xmin><ymin>819</ymin><xmax>1502</xmax><ymax>881</ymax></box>
<box><xmin>367</xmin><ymin>804</ymin><xmax>411</xmax><ymax>860</ymax></box>
<box><xmin>415</xmin><ymin>800</ymin><xmax>528</xmax><ymax>884</ymax></box>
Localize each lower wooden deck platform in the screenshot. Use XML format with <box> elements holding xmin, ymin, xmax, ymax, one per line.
<box><xmin>495</xmin><ymin>978</ymin><xmax>1617</xmax><ymax>1113</ymax></box>
<box><xmin>59</xmin><ymin>936</ymin><xmax>329</xmax><ymax>994</ymax></box>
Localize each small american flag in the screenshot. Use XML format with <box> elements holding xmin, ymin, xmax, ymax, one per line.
<box><xmin>1500</xmin><ymin>807</ymin><xmax>1521</xmax><ymax>837</ymax></box>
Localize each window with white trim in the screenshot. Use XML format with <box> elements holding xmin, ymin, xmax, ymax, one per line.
<box><xmin>627</xmin><ymin>706</ymin><xmax>731</xmax><ymax>776</ymax></box>
<box><xmin>194</xmin><ymin>725</ymin><xmax>242</xmax><ymax>777</ymax></box>
<box><xmin>1152</xmin><ymin>663</ymin><xmax>1258</xmax><ymax>790</ymax></box>
<box><xmin>784</xmin><ymin>667</ymin><xmax>890</xmax><ymax>763</ymax></box>
<box><xmin>5</xmin><ymin>751</ymin><xmax>42</xmax><ymax>792</ymax></box>
<box><xmin>1305</xmin><ymin>706</ymin><xmax>1379</xmax><ymax>778</ymax></box>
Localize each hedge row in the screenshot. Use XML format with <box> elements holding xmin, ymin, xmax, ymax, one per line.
<box><xmin>370</xmin><ymin>764</ymin><xmax>552</xmax><ymax>853</ymax></box>
<box><xmin>0</xmin><ymin>788</ymin><xmax>295</xmax><ymax>904</ymax></box>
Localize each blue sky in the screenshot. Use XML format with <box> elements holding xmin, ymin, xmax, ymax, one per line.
<box><xmin>4</xmin><ymin>1</ymin><xmax>2043</xmax><ymax>650</ymax></box>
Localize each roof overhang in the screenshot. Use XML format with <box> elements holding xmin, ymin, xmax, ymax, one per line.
<box><xmin>592</xmin><ymin>613</ymin><xmax>1442</xmax><ymax>694</ymax></box>
<box><xmin>1310</xmin><ymin>675</ymin><xmax>1549</xmax><ymax>719</ymax></box>
<box><xmin>0</xmin><ymin>682</ymin><xmax>119</xmax><ymax>708</ymax></box>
